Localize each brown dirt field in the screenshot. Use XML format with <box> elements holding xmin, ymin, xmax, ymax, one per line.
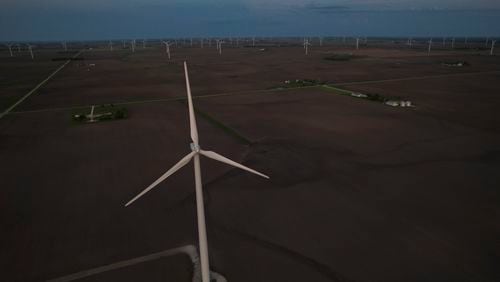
<box><xmin>1</xmin><ymin>42</ymin><xmax>499</xmax><ymax>282</ymax></box>
<box><xmin>194</xmin><ymin>87</ymin><xmax>500</xmax><ymax>282</ymax></box>
<box><xmin>0</xmin><ymin>101</ymin><xmax>249</xmax><ymax>281</ymax></box>
<box><xmin>0</xmin><ymin>49</ymin><xmax>71</xmax><ymax>112</ymax></box>
<box><xmin>13</xmin><ymin>45</ymin><xmax>499</xmax><ymax>112</ymax></box>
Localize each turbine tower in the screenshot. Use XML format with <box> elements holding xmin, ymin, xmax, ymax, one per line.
<box><xmin>428</xmin><ymin>38</ymin><xmax>432</xmax><ymax>55</ymax></box>
<box><xmin>452</xmin><ymin>38</ymin><xmax>455</xmax><ymax>49</ymax></box>
<box><xmin>356</xmin><ymin>38</ymin><xmax>360</xmax><ymax>50</ymax></box>
<box><xmin>109</xmin><ymin>40</ymin><xmax>113</xmax><ymax>51</ymax></box>
<box><xmin>6</xmin><ymin>44</ymin><xmax>13</xmax><ymax>57</ymax></box>
<box><xmin>491</xmin><ymin>40</ymin><xmax>496</xmax><ymax>56</ymax></box>
<box><xmin>125</xmin><ymin>61</ymin><xmax>269</xmax><ymax>282</ymax></box>
<box><xmin>162</xmin><ymin>41</ymin><xmax>171</xmax><ymax>59</ymax></box>
<box><xmin>27</xmin><ymin>44</ymin><xmax>34</xmax><ymax>59</ymax></box>
<box><xmin>304</xmin><ymin>39</ymin><xmax>311</xmax><ymax>55</ymax></box>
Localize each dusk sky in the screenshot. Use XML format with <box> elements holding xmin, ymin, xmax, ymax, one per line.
<box><xmin>1</xmin><ymin>0</ymin><xmax>499</xmax><ymax>41</ymax></box>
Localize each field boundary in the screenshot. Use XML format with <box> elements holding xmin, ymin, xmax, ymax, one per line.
<box><xmin>0</xmin><ymin>51</ymin><xmax>82</xmax><ymax>119</ymax></box>
<box><xmin>8</xmin><ymin>69</ymin><xmax>500</xmax><ymax>116</ymax></box>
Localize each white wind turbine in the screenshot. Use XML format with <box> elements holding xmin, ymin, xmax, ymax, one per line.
<box><xmin>491</xmin><ymin>40</ymin><xmax>496</xmax><ymax>56</ymax></box>
<box><xmin>217</xmin><ymin>40</ymin><xmax>224</xmax><ymax>55</ymax></box>
<box><xmin>62</xmin><ymin>41</ymin><xmax>67</xmax><ymax>51</ymax></box>
<box><xmin>109</xmin><ymin>40</ymin><xmax>113</xmax><ymax>51</ymax></box>
<box><xmin>356</xmin><ymin>38</ymin><xmax>360</xmax><ymax>50</ymax></box>
<box><xmin>131</xmin><ymin>39</ymin><xmax>136</xmax><ymax>53</ymax></box>
<box><xmin>125</xmin><ymin>61</ymin><xmax>269</xmax><ymax>282</ymax></box>
<box><xmin>428</xmin><ymin>38</ymin><xmax>432</xmax><ymax>55</ymax></box>
<box><xmin>27</xmin><ymin>44</ymin><xmax>34</xmax><ymax>59</ymax></box>
<box><xmin>162</xmin><ymin>41</ymin><xmax>171</xmax><ymax>59</ymax></box>
<box><xmin>5</xmin><ymin>44</ymin><xmax>13</xmax><ymax>57</ymax></box>
<box><xmin>304</xmin><ymin>39</ymin><xmax>311</xmax><ymax>55</ymax></box>
<box><xmin>452</xmin><ymin>37</ymin><xmax>455</xmax><ymax>49</ymax></box>
<box><xmin>143</xmin><ymin>39</ymin><xmax>146</xmax><ymax>49</ymax></box>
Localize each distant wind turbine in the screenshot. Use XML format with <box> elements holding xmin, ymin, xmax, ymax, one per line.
<box><xmin>62</xmin><ymin>41</ymin><xmax>67</xmax><ymax>51</ymax></box>
<box><xmin>143</xmin><ymin>39</ymin><xmax>146</xmax><ymax>49</ymax></box>
<box><xmin>125</xmin><ymin>61</ymin><xmax>269</xmax><ymax>282</ymax></box>
<box><xmin>428</xmin><ymin>38</ymin><xmax>432</xmax><ymax>55</ymax></box>
<box><xmin>304</xmin><ymin>39</ymin><xmax>311</xmax><ymax>55</ymax></box>
<box><xmin>452</xmin><ymin>38</ymin><xmax>455</xmax><ymax>49</ymax></box>
<box><xmin>252</xmin><ymin>37</ymin><xmax>255</xmax><ymax>47</ymax></box>
<box><xmin>27</xmin><ymin>44</ymin><xmax>34</xmax><ymax>59</ymax></box>
<box><xmin>131</xmin><ymin>40</ymin><xmax>136</xmax><ymax>53</ymax></box>
<box><xmin>217</xmin><ymin>40</ymin><xmax>224</xmax><ymax>55</ymax></box>
<box><xmin>356</xmin><ymin>38</ymin><xmax>360</xmax><ymax>50</ymax></box>
<box><xmin>162</xmin><ymin>41</ymin><xmax>171</xmax><ymax>59</ymax></box>
<box><xmin>109</xmin><ymin>41</ymin><xmax>113</xmax><ymax>51</ymax></box>
<box><xmin>491</xmin><ymin>40</ymin><xmax>496</xmax><ymax>55</ymax></box>
<box><xmin>319</xmin><ymin>37</ymin><xmax>323</xmax><ymax>47</ymax></box>
<box><xmin>200</xmin><ymin>38</ymin><xmax>204</xmax><ymax>48</ymax></box>
<box><xmin>5</xmin><ymin>44</ymin><xmax>13</xmax><ymax>57</ymax></box>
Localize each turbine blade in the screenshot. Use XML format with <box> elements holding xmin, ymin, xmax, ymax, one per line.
<box><xmin>183</xmin><ymin>61</ymin><xmax>199</xmax><ymax>144</ymax></box>
<box><xmin>200</xmin><ymin>150</ymin><xmax>269</xmax><ymax>179</ymax></box>
<box><xmin>125</xmin><ymin>152</ymin><xmax>195</xmax><ymax>207</ymax></box>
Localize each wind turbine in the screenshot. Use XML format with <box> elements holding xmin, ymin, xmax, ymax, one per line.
<box><xmin>17</xmin><ymin>44</ymin><xmax>21</xmax><ymax>53</ymax></box>
<box><xmin>319</xmin><ymin>37</ymin><xmax>323</xmax><ymax>47</ymax></box>
<box><xmin>217</xmin><ymin>40</ymin><xmax>224</xmax><ymax>55</ymax></box>
<box><xmin>252</xmin><ymin>37</ymin><xmax>255</xmax><ymax>47</ymax></box>
<box><xmin>452</xmin><ymin>37</ymin><xmax>455</xmax><ymax>49</ymax></box>
<box><xmin>428</xmin><ymin>38</ymin><xmax>432</xmax><ymax>55</ymax></box>
<box><xmin>304</xmin><ymin>39</ymin><xmax>311</xmax><ymax>55</ymax></box>
<box><xmin>408</xmin><ymin>37</ymin><xmax>413</xmax><ymax>48</ymax></box>
<box><xmin>162</xmin><ymin>41</ymin><xmax>171</xmax><ymax>59</ymax></box>
<box><xmin>356</xmin><ymin>38</ymin><xmax>360</xmax><ymax>50</ymax></box>
<box><xmin>143</xmin><ymin>39</ymin><xmax>146</xmax><ymax>49</ymax></box>
<box><xmin>200</xmin><ymin>38</ymin><xmax>204</xmax><ymax>48</ymax></box>
<box><xmin>5</xmin><ymin>44</ymin><xmax>13</xmax><ymax>57</ymax></box>
<box><xmin>109</xmin><ymin>40</ymin><xmax>113</xmax><ymax>51</ymax></box>
<box><xmin>491</xmin><ymin>40</ymin><xmax>496</xmax><ymax>55</ymax></box>
<box><xmin>125</xmin><ymin>61</ymin><xmax>269</xmax><ymax>282</ymax></box>
<box><xmin>485</xmin><ymin>37</ymin><xmax>489</xmax><ymax>48</ymax></box>
<box><xmin>27</xmin><ymin>44</ymin><xmax>34</xmax><ymax>59</ymax></box>
<box><xmin>62</xmin><ymin>41</ymin><xmax>67</xmax><ymax>51</ymax></box>
<box><xmin>131</xmin><ymin>40</ymin><xmax>136</xmax><ymax>53</ymax></box>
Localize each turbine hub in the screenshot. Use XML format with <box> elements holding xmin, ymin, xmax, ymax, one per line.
<box><xmin>190</xmin><ymin>143</ymin><xmax>201</xmax><ymax>153</ymax></box>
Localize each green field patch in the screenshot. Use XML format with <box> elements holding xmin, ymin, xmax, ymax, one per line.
<box><xmin>323</xmin><ymin>53</ymin><xmax>355</xmax><ymax>61</ymax></box>
<box><xmin>72</xmin><ymin>104</ymin><xmax>128</xmax><ymax>123</ymax></box>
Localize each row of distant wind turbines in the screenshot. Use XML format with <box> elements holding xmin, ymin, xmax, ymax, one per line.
<box><xmin>3</xmin><ymin>36</ymin><xmax>498</xmax><ymax>59</ymax></box>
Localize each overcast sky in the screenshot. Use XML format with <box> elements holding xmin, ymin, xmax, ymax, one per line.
<box><xmin>1</xmin><ymin>0</ymin><xmax>499</xmax><ymax>41</ymax></box>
